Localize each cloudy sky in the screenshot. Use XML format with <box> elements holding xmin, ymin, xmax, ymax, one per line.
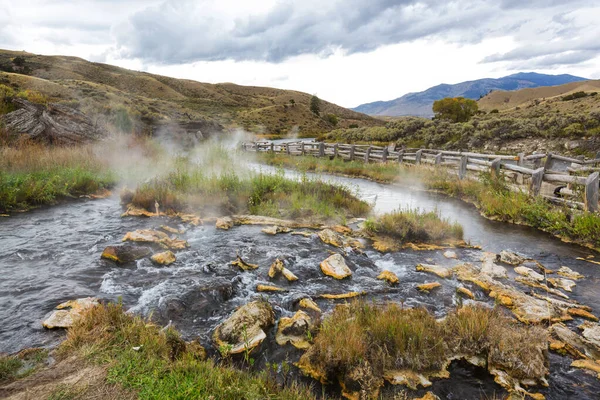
<box><xmin>0</xmin><ymin>0</ymin><xmax>598</xmax><ymax>107</ymax></box>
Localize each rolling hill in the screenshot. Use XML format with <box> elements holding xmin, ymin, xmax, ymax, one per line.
<box><xmin>353</xmin><ymin>72</ymin><xmax>588</xmax><ymax>117</ymax></box>
<box><xmin>0</xmin><ymin>49</ymin><xmax>382</xmax><ymax>139</ymax></box>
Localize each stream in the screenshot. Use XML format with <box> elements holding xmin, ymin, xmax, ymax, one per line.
<box><xmin>1</xmin><ymin>164</ymin><xmax>600</xmax><ymax>399</ymax></box>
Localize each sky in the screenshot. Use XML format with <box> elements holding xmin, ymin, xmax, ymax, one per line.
<box><xmin>0</xmin><ymin>0</ymin><xmax>599</xmax><ymax>108</ymax></box>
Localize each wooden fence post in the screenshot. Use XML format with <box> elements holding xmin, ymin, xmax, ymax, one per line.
<box><xmin>434</xmin><ymin>153</ymin><xmax>442</xmax><ymax>166</ymax></box>
<box><xmin>349</xmin><ymin>145</ymin><xmax>355</xmax><ymax>160</ymax></box>
<box><xmin>270</xmin><ymin>142</ymin><xmax>274</xmax><ymax>153</ymax></box>
<box><xmin>382</xmin><ymin>147</ymin><xmax>388</xmax><ymax>163</ymax></box>
<box><xmin>318</xmin><ymin>142</ymin><xmax>325</xmax><ymax>157</ymax></box>
<box><xmin>333</xmin><ymin>144</ymin><xmax>339</xmax><ymax>158</ymax></box>
<box><xmin>285</xmin><ymin>143</ymin><xmax>290</xmax><ymax>155</ymax></box>
<box><xmin>517</xmin><ymin>153</ymin><xmax>525</xmax><ymax>167</ymax></box>
<box><xmin>300</xmin><ymin>142</ymin><xmax>305</xmax><ymax>155</ymax></box>
<box><xmin>415</xmin><ymin>149</ymin><xmax>422</xmax><ymax>165</ymax></box>
<box><xmin>397</xmin><ymin>150</ymin><xmax>404</xmax><ymax>164</ymax></box>
<box><xmin>459</xmin><ymin>156</ymin><xmax>467</xmax><ymax>180</ymax></box>
<box><xmin>364</xmin><ymin>146</ymin><xmax>371</xmax><ymax>163</ymax></box>
<box><xmin>490</xmin><ymin>158</ymin><xmax>501</xmax><ymax>178</ymax></box>
<box><xmin>544</xmin><ymin>153</ymin><xmax>553</xmax><ymax>171</ymax></box>
<box><xmin>585</xmin><ymin>171</ymin><xmax>599</xmax><ymax>213</ymax></box>
<box><xmin>533</xmin><ymin>156</ymin><xmax>542</xmax><ymax>169</ymax></box>
<box><xmin>530</xmin><ymin>167</ymin><xmax>545</xmax><ymax>196</ymax></box>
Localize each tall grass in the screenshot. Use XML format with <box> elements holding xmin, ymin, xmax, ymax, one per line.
<box><xmin>364</xmin><ymin>208</ymin><xmax>464</xmax><ymax>243</ymax></box>
<box><xmin>58</xmin><ymin>302</ymin><xmax>315</xmax><ymax>400</ymax></box>
<box><xmin>0</xmin><ymin>143</ymin><xmax>116</xmax><ymax>212</ymax></box>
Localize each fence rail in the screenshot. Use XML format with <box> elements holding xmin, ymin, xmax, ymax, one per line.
<box><xmin>242</xmin><ymin>141</ymin><xmax>600</xmax><ymax>212</ymax></box>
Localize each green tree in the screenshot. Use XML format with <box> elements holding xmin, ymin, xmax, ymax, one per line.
<box><xmin>310</xmin><ymin>95</ymin><xmax>321</xmax><ymax>116</ymax></box>
<box><xmin>324</xmin><ymin>113</ymin><xmax>338</xmax><ymax>126</ymax></box>
<box><xmin>432</xmin><ymin>97</ymin><xmax>478</xmax><ymax>123</ymax></box>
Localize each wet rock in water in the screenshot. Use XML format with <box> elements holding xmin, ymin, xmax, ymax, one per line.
<box><xmin>261</xmin><ymin>225</ymin><xmax>291</xmax><ymax>235</ymax></box>
<box><xmin>372</xmin><ymin>236</ymin><xmax>400</xmax><ymax>252</ymax></box>
<box><xmin>457</xmin><ymin>287</ymin><xmax>475</xmax><ymax>299</ymax></box>
<box><xmin>320</xmin><ymin>253</ymin><xmax>352</xmax><ymax>279</ymax></box>
<box><xmin>121</xmin><ymin>205</ymin><xmax>160</xmax><ymax>218</ymax></box>
<box><xmin>558</xmin><ymin>266</ymin><xmax>584</xmax><ymax>280</ymax></box>
<box><xmin>416</xmin><ymin>392</ymin><xmax>441</xmax><ymax>400</ymax></box>
<box><xmin>488</xmin><ymin>368</ymin><xmax>546</xmax><ymax>400</ymax></box>
<box><xmin>579</xmin><ymin>322</ymin><xmax>600</xmax><ymax>348</ymax></box>
<box><xmin>443</xmin><ymin>250</ymin><xmax>458</xmax><ymax>259</ymax></box>
<box><xmin>216</xmin><ymin>216</ymin><xmax>234</xmax><ymax>230</ymax></box>
<box><xmin>328</xmin><ymin>225</ymin><xmax>352</xmax><ymax>234</ymax></box>
<box><xmin>481</xmin><ymin>252</ymin><xmax>508</xmax><ymax>279</ymax></box>
<box><xmin>232</xmin><ymin>215</ymin><xmax>322</xmax><ymax>229</ymax></box>
<box><xmin>101</xmin><ymin>244</ymin><xmax>152</xmax><ymax>264</ymax></box>
<box><xmin>515</xmin><ymin>276</ymin><xmax>569</xmax><ymax>299</ymax></box>
<box><xmin>568</xmin><ymin>308</ymin><xmax>599</xmax><ymax>322</ymax></box>
<box><xmin>213</xmin><ymin>300</ymin><xmax>275</xmax><ymax>355</ymax></box>
<box><xmin>276</xmin><ymin>310</ymin><xmax>314</xmax><ymax>349</ymax></box>
<box><xmin>551</xmin><ymin>323</ymin><xmax>600</xmax><ymax>360</ymax></box>
<box><xmin>299</xmin><ymin>298</ymin><xmax>321</xmax><ymax>313</ymax></box>
<box><xmin>317</xmin><ymin>228</ymin><xmax>344</xmax><ymax>248</ymax></box>
<box><xmin>178</xmin><ymin>213</ymin><xmax>201</xmax><ymax>226</ymax></box>
<box><xmin>160</xmin><ymin>225</ymin><xmax>185</xmax><ymax>235</ymax></box>
<box><xmin>416</xmin><ymin>264</ymin><xmax>452</xmax><ymax>279</ymax></box>
<box><xmin>42</xmin><ymin>297</ymin><xmax>100</xmax><ymax>329</ymax></box>
<box><xmin>403</xmin><ymin>242</ymin><xmax>448</xmax><ymax>251</ymax></box>
<box><xmin>417</xmin><ymin>282</ymin><xmax>441</xmax><ymax>293</ymax></box>
<box><xmin>571</xmin><ymin>359</ymin><xmax>600</xmax><ymax>378</ymax></box>
<box><xmin>383</xmin><ymin>369</ymin><xmax>439</xmax><ymax>390</ymax></box>
<box><xmin>499</xmin><ymin>250</ymin><xmax>524</xmax><ymax>266</ymax></box>
<box><xmin>256</xmin><ymin>284</ymin><xmax>286</xmax><ymax>292</ymax></box>
<box><xmin>231</xmin><ymin>255</ymin><xmax>258</xmax><ymax>271</ymax></box>
<box><xmin>151</xmin><ymin>250</ymin><xmax>177</xmax><ymax>266</ymax></box>
<box><xmin>377</xmin><ymin>270</ymin><xmax>399</xmax><ymax>285</ymax></box>
<box><xmin>268</xmin><ymin>258</ymin><xmax>298</xmax><ymax>281</ymax></box>
<box><xmin>122</xmin><ymin>229</ymin><xmax>188</xmax><ymax>250</ymax></box>
<box><xmin>320</xmin><ymin>292</ymin><xmax>364</xmax><ymax>300</ymax></box>
<box><xmin>291</xmin><ymin>231</ymin><xmax>314</xmax><ymax>238</ymax></box>
<box><xmin>514</xmin><ymin>266</ymin><xmax>545</xmax><ymax>282</ymax></box>
<box><xmin>547</xmin><ymin>277</ymin><xmax>576</xmax><ymax>292</ymax></box>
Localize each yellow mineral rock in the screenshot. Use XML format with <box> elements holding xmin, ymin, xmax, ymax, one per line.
<box><xmin>231</xmin><ymin>255</ymin><xmax>259</xmax><ymax>271</ymax></box>
<box><xmin>257</xmin><ymin>284</ymin><xmax>286</xmax><ymax>292</ymax></box>
<box><xmin>416</xmin><ymin>264</ymin><xmax>452</xmax><ymax>279</ymax></box>
<box><xmin>275</xmin><ymin>310</ymin><xmax>313</xmax><ymax>349</ymax></box>
<box><xmin>567</xmin><ymin>308</ymin><xmax>599</xmax><ymax>322</ymax></box>
<box><xmin>299</xmin><ymin>298</ymin><xmax>321</xmax><ymax>313</ymax></box>
<box><xmin>417</xmin><ymin>282</ymin><xmax>441</xmax><ymax>293</ymax></box>
<box><xmin>377</xmin><ymin>270</ymin><xmax>399</xmax><ymax>285</ymax></box>
<box><xmin>122</xmin><ymin>229</ymin><xmax>188</xmax><ymax>250</ymax></box>
<box><xmin>317</xmin><ymin>228</ymin><xmax>344</xmax><ymax>247</ymax></box>
<box><xmin>216</xmin><ymin>216</ymin><xmax>234</xmax><ymax>230</ymax></box>
<box><xmin>372</xmin><ymin>236</ymin><xmax>399</xmax><ymax>252</ymax></box>
<box><xmin>320</xmin><ymin>292</ymin><xmax>364</xmax><ymax>300</ymax></box>
<box><xmin>151</xmin><ymin>250</ymin><xmax>176</xmax><ymax>266</ymax></box>
<box><xmin>457</xmin><ymin>287</ymin><xmax>475</xmax><ymax>299</ymax></box>
<box><xmin>320</xmin><ymin>253</ymin><xmax>352</xmax><ymax>279</ymax></box>
<box><xmin>42</xmin><ymin>297</ymin><xmax>100</xmax><ymax>329</ymax></box>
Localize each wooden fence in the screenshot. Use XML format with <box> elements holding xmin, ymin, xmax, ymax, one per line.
<box><xmin>242</xmin><ymin>141</ymin><xmax>600</xmax><ymax>213</ymax></box>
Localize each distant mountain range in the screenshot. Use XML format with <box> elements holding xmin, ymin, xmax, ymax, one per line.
<box><xmin>352</xmin><ymin>72</ymin><xmax>588</xmax><ymax>117</ymax></box>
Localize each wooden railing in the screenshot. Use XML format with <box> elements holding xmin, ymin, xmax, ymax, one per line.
<box><xmin>242</xmin><ymin>141</ymin><xmax>600</xmax><ymax>213</ymax></box>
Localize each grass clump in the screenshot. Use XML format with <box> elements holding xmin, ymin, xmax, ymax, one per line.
<box><xmin>364</xmin><ymin>208</ymin><xmax>463</xmax><ymax>243</ymax></box>
<box><xmin>58</xmin><ymin>302</ymin><xmax>314</xmax><ymax>400</ymax></box>
<box><xmin>0</xmin><ymin>143</ymin><xmax>116</xmax><ymax>212</ymax></box>
<box><xmin>301</xmin><ymin>302</ymin><xmax>547</xmax><ymax>396</ymax></box>
<box><xmin>0</xmin><ymin>355</ymin><xmax>23</xmax><ymax>383</ymax></box>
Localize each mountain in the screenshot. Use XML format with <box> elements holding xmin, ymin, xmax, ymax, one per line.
<box><xmin>0</xmin><ymin>49</ymin><xmax>381</xmax><ymax>138</ymax></box>
<box><xmin>352</xmin><ymin>72</ymin><xmax>588</xmax><ymax>117</ymax></box>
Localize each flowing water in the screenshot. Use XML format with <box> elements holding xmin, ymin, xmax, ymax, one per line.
<box><xmin>1</xmin><ymin>165</ymin><xmax>599</xmax><ymax>399</ymax></box>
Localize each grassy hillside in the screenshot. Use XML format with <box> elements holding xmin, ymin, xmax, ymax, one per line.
<box><xmin>0</xmin><ymin>49</ymin><xmax>382</xmax><ymax>137</ymax></box>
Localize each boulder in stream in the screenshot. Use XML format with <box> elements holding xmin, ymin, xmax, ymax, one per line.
<box><xmin>481</xmin><ymin>252</ymin><xmax>508</xmax><ymax>279</ymax></box>
<box><xmin>151</xmin><ymin>250</ymin><xmax>177</xmax><ymax>266</ymax></box>
<box><xmin>377</xmin><ymin>270</ymin><xmax>399</xmax><ymax>285</ymax></box>
<box><xmin>317</xmin><ymin>228</ymin><xmax>344</xmax><ymax>248</ymax></box>
<box><xmin>514</xmin><ymin>266</ymin><xmax>545</xmax><ymax>282</ymax></box>
<box><xmin>268</xmin><ymin>258</ymin><xmax>298</xmax><ymax>281</ymax></box>
<box><xmin>213</xmin><ymin>300</ymin><xmax>275</xmax><ymax>355</ymax></box>
<box><xmin>417</xmin><ymin>282</ymin><xmax>441</xmax><ymax>293</ymax></box>
<box><xmin>299</xmin><ymin>298</ymin><xmax>321</xmax><ymax>313</ymax></box>
<box><xmin>320</xmin><ymin>253</ymin><xmax>352</xmax><ymax>279</ymax></box>
<box><xmin>231</xmin><ymin>255</ymin><xmax>259</xmax><ymax>271</ymax></box>
<box><xmin>122</xmin><ymin>229</ymin><xmax>188</xmax><ymax>250</ymax></box>
<box><xmin>215</xmin><ymin>217</ymin><xmax>234</xmax><ymax>230</ymax></box>
<box><xmin>276</xmin><ymin>310</ymin><xmax>314</xmax><ymax>349</ymax></box>
<box><xmin>101</xmin><ymin>244</ymin><xmax>152</xmax><ymax>264</ymax></box>
<box><xmin>42</xmin><ymin>297</ymin><xmax>100</xmax><ymax>329</ymax></box>
<box><xmin>416</xmin><ymin>264</ymin><xmax>452</xmax><ymax>279</ymax></box>
<box><xmin>443</xmin><ymin>250</ymin><xmax>458</xmax><ymax>259</ymax></box>
<box><xmin>547</xmin><ymin>277</ymin><xmax>576</xmax><ymax>292</ymax></box>
<box><xmin>499</xmin><ymin>250</ymin><xmax>524</xmax><ymax>266</ymax></box>
<box><xmin>261</xmin><ymin>225</ymin><xmax>291</xmax><ymax>235</ymax></box>
<box><xmin>558</xmin><ymin>266</ymin><xmax>584</xmax><ymax>280</ymax></box>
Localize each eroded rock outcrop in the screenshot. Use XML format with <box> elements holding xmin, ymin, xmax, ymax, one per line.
<box><xmin>101</xmin><ymin>244</ymin><xmax>152</xmax><ymax>263</ymax></box>
<box><xmin>122</xmin><ymin>229</ymin><xmax>188</xmax><ymax>250</ymax></box>
<box><xmin>416</xmin><ymin>264</ymin><xmax>452</xmax><ymax>279</ymax></box>
<box><xmin>276</xmin><ymin>310</ymin><xmax>314</xmax><ymax>349</ymax></box>
<box><xmin>213</xmin><ymin>300</ymin><xmax>274</xmax><ymax>355</ymax></box>
<box><xmin>151</xmin><ymin>250</ymin><xmax>177</xmax><ymax>266</ymax></box>
<box><xmin>377</xmin><ymin>270</ymin><xmax>399</xmax><ymax>285</ymax></box>
<box><xmin>42</xmin><ymin>297</ymin><xmax>100</xmax><ymax>329</ymax></box>
<box><xmin>268</xmin><ymin>258</ymin><xmax>298</xmax><ymax>281</ymax></box>
<box><xmin>320</xmin><ymin>253</ymin><xmax>352</xmax><ymax>279</ymax></box>
<box><xmin>231</xmin><ymin>255</ymin><xmax>258</xmax><ymax>271</ymax></box>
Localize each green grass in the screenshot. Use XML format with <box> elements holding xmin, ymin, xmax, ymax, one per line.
<box><xmin>129</xmin><ymin>153</ymin><xmax>370</xmax><ymax>223</ymax></box>
<box><xmin>0</xmin><ymin>144</ymin><xmax>116</xmax><ymax>212</ymax></box>
<box><xmin>364</xmin><ymin>208</ymin><xmax>464</xmax><ymax>243</ymax></box>
<box><xmin>58</xmin><ymin>302</ymin><xmax>315</xmax><ymax>400</ymax></box>
<box><xmin>0</xmin><ymin>355</ymin><xmax>23</xmax><ymax>382</ymax></box>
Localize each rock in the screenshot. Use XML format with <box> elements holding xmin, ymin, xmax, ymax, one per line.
<box><xmin>481</xmin><ymin>252</ymin><xmax>508</xmax><ymax>279</ymax></box>
<box><xmin>571</xmin><ymin>359</ymin><xmax>600</xmax><ymax>378</ymax></box>
<box><xmin>499</xmin><ymin>250</ymin><xmax>524</xmax><ymax>265</ymax></box>
<box><xmin>317</xmin><ymin>228</ymin><xmax>344</xmax><ymax>247</ymax></box>
<box><xmin>216</xmin><ymin>217</ymin><xmax>234</xmax><ymax>230</ymax></box>
<box><xmin>416</xmin><ymin>264</ymin><xmax>452</xmax><ymax>279</ymax></box>
<box><xmin>42</xmin><ymin>297</ymin><xmax>100</xmax><ymax>329</ymax></box>
<box><xmin>514</xmin><ymin>266</ymin><xmax>545</xmax><ymax>281</ymax></box>
<box><xmin>231</xmin><ymin>255</ymin><xmax>258</xmax><ymax>271</ymax></box>
<box><xmin>101</xmin><ymin>244</ymin><xmax>152</xmax><ymax>263</ymax></box>
<box><xmin>403</xmin><ymin>242</ymin><xmax>447</xmax><ymax>251</ymax></box>
<box><xmin>457</xmin><ymin>287</ymin><xmax>475</xmax><ymax>299</ymax></box>
<box><xmin>161</xmin><ymin>225</ymin><xmax>184</xmax><ymax>234</ymax></box>
<box><xmin>568</xmin><ymin>308</ymin><xmax>599</xmax><ymax>322</ymax></box>
<box><xmin>443</xmin><ymin>250</ymin><xmax>458</xmax><ymax>259</ymax></box>
<box><xmin>377</xmin><ymin>270</ymin><xmax>399</xmax><ymax>285</ymax></box>
<box><xmin>256</xmin><ymin>284</ymin><xmax>286</xmax><ymax>292</ymax></box>
<box><xmin>291</xmin><ymin>231</ymin><xmax>313</xmax><ymax>237</ymax></box>
<box><xmin>551</xmin><ymin>323</ymin><xmax>600</xmax><ymax>360</ymax></box>
<box><xmin>558</xmin><ymin>266</ymin><xmax>584</xmax><ymax>280</ymax></box>
<box><xmin>1</xmin><ymin>98</ymin><xmax>106</xmax><ymax>144</ymax></box>
<box><xmin>416</xmin><ymin>392</ymin><xmax>441</xmax><ymax>400</ymax></box>
<box><xmin>268</xmin><ymin>258</ymin><xmax>298</xmax><ymax>281</ymax></box>
<box><xmin>320</xmin><ymin>292</ymin><xmax>364</xmax><ymax>300</ymax></box>
<box><xmin>232</xmin><ymin>215</ymin><xmax>322</xmax><ymax>229</ymax></box>
<box><xmin>328</xmin><ymin>225</ymin><xmax>352</xmax><ymax>234</ymax></box>
<box><xmin>515</xmin><ymin>276</ymin><xmax>569</xmax><ymax>299</ymax></box>
<box><xmin>320</xmin><ymin>253</ymin><xmax>352</xmax><ymax>279</ymax></box>
<box><xmin>299</xmin><ymin>298</ymin><xmax>321</xmax><ymax>313</ymax></box>
<box><xmin>276</xmin><ymin>310</ymin><xmax>314</xmax><ymax>349</ymax></box>
<box><xmin>151</xmin><ymin>250</ymin><xmax>176</xmax><ymax>266</ymax></box>
<box><xmin>372</xmin><ymin>236</ymin><xmax>399</xmax><ymax>252</ymax></box>
<box><xmin>383</xmin><ymin>369</ymin><xmax>434</xmax><ymax>390</ymax></box>
<box><xmin>547</xmin><ymin>278</ymin><xmax>576</xmax><ymax>292</ymax></box>
<box><xmin>122</xmin><ymin>229</ymin><xmax>188</xmax><ymax>250</ymax></box>
<box><xmin>261</xmin><ymin>225</ymin><xmax>291</xmax><ymax>235</ymax></box>
<box><xmin>213</xmin><ymin>300</ymin><xmax>274</xmax><ymax>355</ymax></box>
<box><xmin>178</xmin><ymin>213</ymin><xmax>201</xmax><ymax>226</ymax></box>
<box><xmin>579</xmin><ymin>322</ymin><xmax>600</xmax><ymax>348</ymax></box>
<box><xmin>417</xmin><ymin>282</ymin><xmax>441</xmax><ymax>293</ymax></box>
<box><xmin>121</xmin><ymin>205</ymin><xmax>160</xmax><ymax>218</ymax></box>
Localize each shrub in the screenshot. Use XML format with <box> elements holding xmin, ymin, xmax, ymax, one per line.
<box><xmin>324</xmin><ymin>113</ymin><xmax>339</xmax><ymax>126</ymax></box>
